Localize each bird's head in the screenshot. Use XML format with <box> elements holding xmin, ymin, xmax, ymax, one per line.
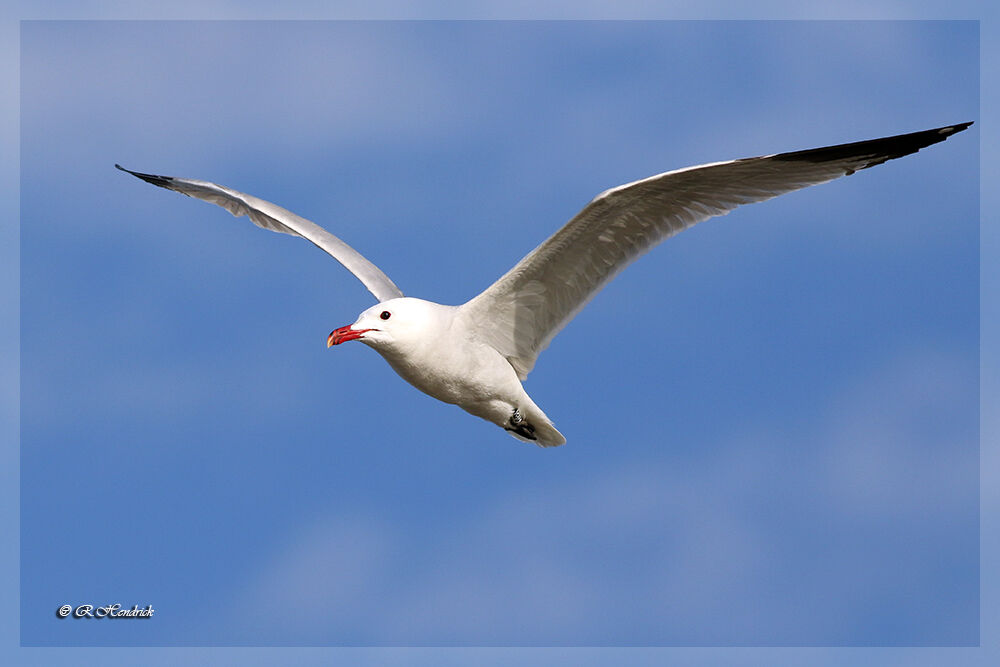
<box><xmin>327</xmin><ymin>297</ymin><xmax>441</xmax><ymax>353</ymax></box>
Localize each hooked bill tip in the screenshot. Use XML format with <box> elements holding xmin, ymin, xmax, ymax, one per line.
<box><xmin>328</xmin><ymin>326</ymin><xmax>369</xmax><ymax>347</ymax></box>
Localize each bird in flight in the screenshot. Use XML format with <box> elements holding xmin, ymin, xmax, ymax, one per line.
<box><xmin>118</xmin><ymin>121</ymin><xmax>972</xmax><ymax>447</ymax></box>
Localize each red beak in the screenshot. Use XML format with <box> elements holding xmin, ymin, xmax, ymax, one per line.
<box><xmin>327</xmin><ymin>325</ymin><xmax>372</xmax><ymax>347</ymax></box>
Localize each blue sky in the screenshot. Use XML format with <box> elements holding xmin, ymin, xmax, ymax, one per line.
<box><xmin>6</xmin><ymin>8</ymin><xmax>994</xmax><ymax>667</ymax></box>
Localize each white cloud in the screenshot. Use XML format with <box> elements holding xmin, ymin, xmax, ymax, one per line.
<box><xmin>224</xmin><ymin>346</ymin><xmax>976</xmax><ymax>644</ymax></box>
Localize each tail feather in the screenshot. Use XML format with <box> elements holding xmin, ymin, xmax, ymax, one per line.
<box><xmin>508</xmin><ymin>402</ymin><xmax>565</xmax><ymax>448</ymax></box>
<box><xmin>533</xmin><ymin>419</ymin><xmax>566</xmax><ymax>448</ymax></box>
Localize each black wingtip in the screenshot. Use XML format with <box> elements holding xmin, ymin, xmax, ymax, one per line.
<box><xmin>771</xmin><ymin>121</ymin><xmax>974</xmax><ymax>171</ymax></box>
<box><xmin>939</xmin><ymin>121</ymin><xmax>974</xmax><ymax>135</ymax></box>
<box><xmin>115</xmin><ymin>163</ymin><xmax>176</xmax><ymax>189</ymax></box>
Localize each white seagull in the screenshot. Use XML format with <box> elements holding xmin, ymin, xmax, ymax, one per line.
<box><xmin>118</xmin><ymin>122</ymin><xmax>972</xmax><ymax>447</ymax></box>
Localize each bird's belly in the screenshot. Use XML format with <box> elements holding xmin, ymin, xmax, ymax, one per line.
<box><xmin>379</xmin><ymin>343</ymin><xmax>521</xmax><ymax>409</ymax></box>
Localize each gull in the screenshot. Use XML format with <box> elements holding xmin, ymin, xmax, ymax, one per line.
<box><xmin>117</xmin><ymin>122</ymin><xmax>972</xmax><ymax>447</ymax></box>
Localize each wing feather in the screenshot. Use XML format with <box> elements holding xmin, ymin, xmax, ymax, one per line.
<box><xmin>116</xmin><ymin>165</ymin><xmax>403</xmax><ymax>303</ymax></box>
<box><xmin>460</xmin><ymin>122</ymin><xmax>973</xmax><ymax>379</ymax></box>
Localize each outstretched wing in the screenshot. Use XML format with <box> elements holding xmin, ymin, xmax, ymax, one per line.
<box><xmin>116</xmin><ymin>165</ymin><xmax>404</xmax><ymax>303</ymax></box>
<box><xmin>460</xmin><ymin>122</ymin><xmax>973</xmax><ymax>380</ymax></box>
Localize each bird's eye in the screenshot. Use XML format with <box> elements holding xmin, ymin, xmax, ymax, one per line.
<box><xmin>380</xmin><ymin>311</ymin><xmax>391</xmax><ymax>320</ymax></box>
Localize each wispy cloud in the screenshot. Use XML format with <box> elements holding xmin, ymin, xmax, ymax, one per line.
<box><xmin>227</xmin><ymin>347</ymin><xmax>976</xmax><ymax>645</ymax></box>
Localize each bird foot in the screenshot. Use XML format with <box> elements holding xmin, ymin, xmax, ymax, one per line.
<box><xmin>505</xmin><ymin>408</ymin><xmax>536</xmax><ymax>440</ymax></box>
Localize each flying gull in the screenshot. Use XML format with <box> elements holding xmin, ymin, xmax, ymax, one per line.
<box><xmin>117</xmin><ymin>121</ymin><xmax>972</xmax><ymax>447</ymax></box>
